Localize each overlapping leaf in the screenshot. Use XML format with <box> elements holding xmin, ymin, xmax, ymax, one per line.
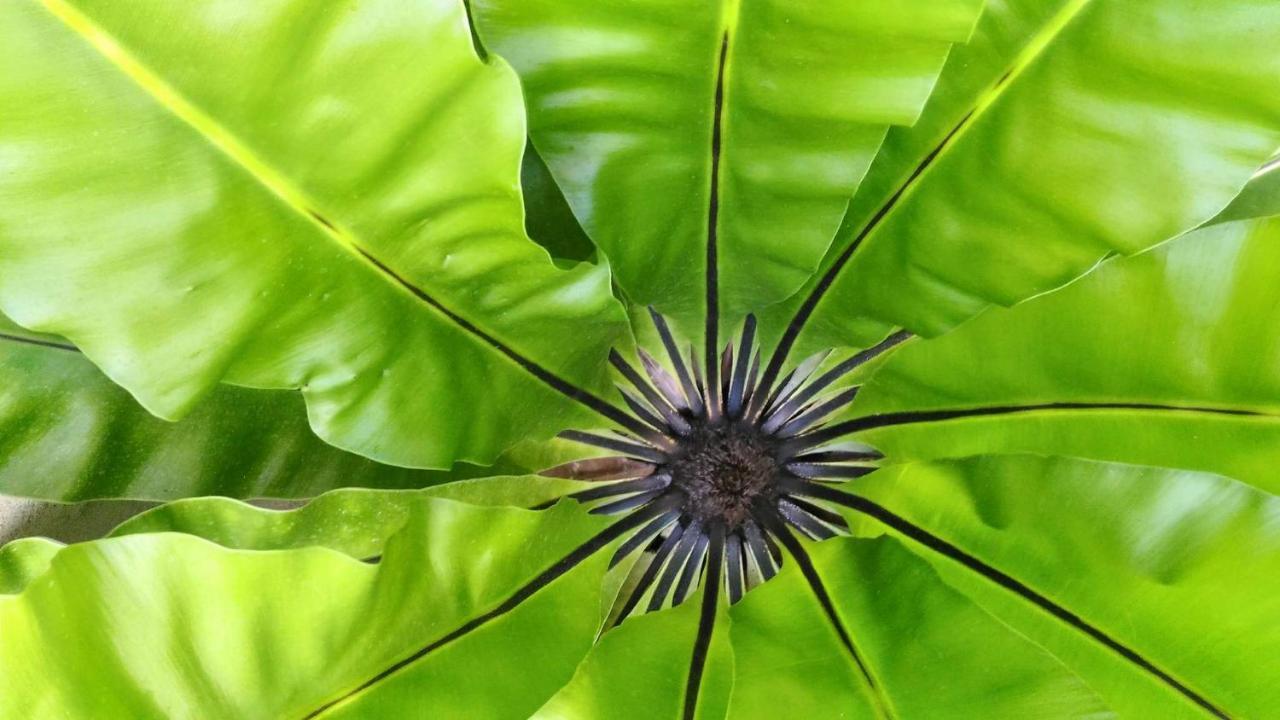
<box><xmin>472</xmin><ymin>0</ymin><xmax>985</xmax><ymax>334</ymax></box>
<box><xmin>108</xmin><ymin>476</ymin><xmax>576</xmax><ymax>559</ymax></box>
<box><xmin>850</xmin><ymin>216</ymin><xmax>1280</xmax><ymax>494</ymax></box>
<box><xmin>0</xmin><ymin>498</ymin><xmax>615</xmax><ymax>718</ymax></box>
<box><xmin>0</xmin><ymin>537</ymin><xmax>60</xmax><ymax>594</ymax></box>
<box><xmin>726</xmin><ymin>537</ymin><xmax>1108</xmax><ymax>719</ymax></box>
<box><xmin>2</xmin><ymin>474</ymin><xmax>1120</xmax><ymax>719</ymax></box>
<box><xmin>0</xmin><ymin>1</ymin><xmax>1277</xmax><ymax>718</ymax></box>
<box><xmin>23</xmin><ymin>457</ymin><xmax>1272</xmax><ymax>718</ymax></box>
<box><xmin>535</xmin><ymin>589</ymin><xmax>735</xmax><ymax>720</ymax></box>
<box><xmin>0</xmin><ymin>0</ymin><xmax>631</xmax><ymax>470</ymax></box>
<box><xmin>1211</xmin><ymin>158</ymin><xmax>1280</xmax><ymax>225</ymax></box>
<box><xmin>761</xmin><ymin>0</ymin><xmax>1280</xmax><ymax>361</ymax></box>
<box><xmin>832</xmin><ymin>455</ymin><xmax>1280</xmax><ymax>718</ymax></box>
<box><xmin>0</xmin><ymin>314</ymin><xmax>478</xmax><ymax>500</ymax></box>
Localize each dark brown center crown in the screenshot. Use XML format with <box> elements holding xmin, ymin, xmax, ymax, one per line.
<box><xmin>669</xmin><ymin>421</ymin><xmax>779</xmax><ymax>528</ymax></box>
<box><xmin>553</xmin><ymin>311</ymin><xmax>895</xmax><ymax>615</ymax></box>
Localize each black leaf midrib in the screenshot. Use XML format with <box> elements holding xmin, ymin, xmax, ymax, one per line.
<box><xmin>298</xmin><ymin>500</ymin><xmax>675</xmax><ymax>719</ymax></box>
<box><xmin>798</xmin><ymin>483</ymin><xmax>1232</xmax><ymax>719</ymax></box>
<box><xmin>36</xmin><ymin>0</ymin><xmax>638</xmax><ymax>434</ymax></box>
<box><xmin>703</xmin><ymin>32</ymin><xmax>731</xmax><ymax>404</ymax></box>
<box><xmin>759</xmin><ymin>2</ymin><xmax>1098</xmax><ymax>390</ymax></box>
<box><xmin>795</xmin><ymin>401</ymin><xmax>1279</xmax><ymax>449</ymax></box>
<box><xmin>0</xmin><ymin>331</ymin><xmax>79</xmax><ymax>354</ymax></box>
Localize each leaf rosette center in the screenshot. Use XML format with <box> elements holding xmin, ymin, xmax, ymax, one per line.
<box><xmin>549</xmin><ymin>310</ymin><xmax>909</xmax><ymax>617</ymax></box>
<box><xmin>669</xmin><ymin>422</ymin><xmax>778</xmax><ymax>528</ymax></box>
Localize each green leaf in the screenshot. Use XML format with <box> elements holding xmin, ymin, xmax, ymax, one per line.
<box><xmin>851</xmin><ymin>217</ymin><xmax>1280</xmax><ymax>494</ymax></box>
<box><xmin>108</xmin><ymin>476</ymin><xmax>578</xmax><ymax>559</ymax></box>
<box><xmin>0</xmin><ymin>0</ymin><xmax>632</xmax><ymax>469</ymax></box>
<box><xmin>521</xmin><ymin>142</ymin><xmax>598</xmax><ymax>266</ymax></box>
<box><xmin>0</xmin><ymin>314</ymin><xmax>488</xmax><ymax>501</ymax></box>
<box><xmin>2</xmin><ymin>474</ymin><xmax>575</xmax><ymax>591</ymax></box>
<box><xmin>1209</xmin><ymin>157</ymin><xmax>1280</xmax><ymax>225</ymax></box>
<box><xmin>0</xmin><ymin>498</ymin><xmax>618</xmax><ymax>718</ymax></box>
<box><xmin>762</xmin><ymin>0</ymin><xmax>1280</xmax><ymax>360</ymax></box>
<box><xmin>535</xmin><ymin>590</ymin><xmax>734</xmax><ymax>720</ymax></box>
<box><xmin>3</xmin><ymin>2</ymin><xmax>1277</xmax><ymax>716</ymax></box>
<box><xmin>109</xmin><ymin>482</ymin><xmax>1112</xmax><ymax>719</ymax></box>
<box><xmin>727</xmin><ymin>536</ymin><xmax>1108</xmax><ymax>719</ymax></box>
<box><xmin>0</xmin><ymin>537</ymin><xmax>61</xmax><ymax>595</ymax></box>
<box><xmin>472</xmin><ymin>0</ymin><xmax>984</xmax><ymax>332</ymax></box>
<box><xmin>824</xmin><ymin>455</ymin><xmax>1280</xmax><ymax>718</ymax></box>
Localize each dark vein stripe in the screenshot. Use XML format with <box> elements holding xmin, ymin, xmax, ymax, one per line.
<box><xmin>610</xmin><ymin>350</ymin><xmax>691</xmax><ymax>435</ymax></box>
<box><xmin>682</xmin><ymin>525</ymin><xmax>725</xmax><ymax>720</ymax></box>
<box><xmin>571</xmin><ymin>474</ymin><xmax>670</xmax><ymax>503</ymax></box>
<box><xmin>649</xmin><ymin>308</ymin><xmax>704</xmax><ymax>415</ymax></box>
<box><xmin>459</xmin><ymin>1</ymin><xmax>489</xmax><ymax>62</ymax></box>
<box><xmin>38</xmin><ymin>0</ymin><xmax>634</xmax><ymax>434</ymax></box>
<box><xmin>614</xmin><ymin>520</ymin><xmax>689</xmax><ymax>624</ymax></box>
<box><xmin>675</xmin><ymin>532</ymin><xmax>711</xmax><ymax>605</ymax></box>
<box><xmin>727</xmin><ymin>315</ymin><xmax>755</xmax><ymax>417</ymax></box>
<box><xmin>557</xmin><ymin>430</ymin><xmax>666</xmax><ymax>463</ymax></box>
<box><xmin>725</xmin><ymin>532</ymin><xmax>745</xmax><ymax>603</ymax></box>
<box><xmin>778</xmin><ymin>498</ymin><xmax>839</xmax><ymax>540</ymax></box>
<box><xmin>352</xmin><ymin>245</ymin><xmax>648</xmax><ymax>436</ymax></box>
<box><xmin>742</xmin><ymin>520</ymin><xmax>777</xmax><ymax>580</ymax></box>
<box><xmin>821</xmin><ymin>329</ymin><xmax>913</xmax><ymax>379</ymax></box>
<box><xmin>776</xmin><ymin>387</ymin><xmax>859</xmax><ymax>438</ymax></box>
<box><xmin>791</xmin><ymin>449</ymin><xmax>883</xmax><ymax>464</ymax></box>
<box><xmin>704</xmin><ymin>32</ymin><xmax>730</xmax><ymax>411</ymax></box>
<box><xmin>796</xmin><ymin>484</ymin><xmax>1230</xmax><ymax>719</ymax></box>
<box><xmin>300</xmin><ymin>500</ymin><xmax>673</xmax><ymax>719</ymax></box>
<box><xmin>610</xmin><ymin>509</ymin><xmax>680</xmax><ymax>568</ymax></box>
<box><xmin>589</xmin><ymin>489</ymin><xmax>666</xmax><ymax>516</ymax></box>
<box><xmin>650</xmin><ymin>523</ymin><xmax>703</xmax><ymax>612</ymax></box>
<box><xmin>784</xmin><ymin>496</ymin><xmax>850</xmax><ymax>534</ymax></box>
<box><xmin>0</xmin><ymin>332</ymin><xmax>79</xmax><ymax>353</ymax></box>
<box><xmin>766</xmin><ymin>0</ymin><xmax>1119</xmax><ymax>383</ymax></box>
<box><xmin>768</xmin><ymin>517</ymin><xmax>894</xmax><ymax>719</ymax></box>
<box><xmin>797</xmin><ymin>401</ymin><xmax>1272</xmax><ymax>448</ymax></box>
<box><xmin>758</xmin><ymin>109</ymin><xmax>978</xmax><ymax>397</ymax></box>
<box><xmin>770</xmin><ymin>330</ymin><xmax>911</xmax><ymax>424</ymax></box>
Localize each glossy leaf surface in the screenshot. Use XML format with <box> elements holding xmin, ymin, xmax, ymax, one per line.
<box><xmin>0</xmin><ymin>498</ymin><xmax>613</xmax><ymax>718</ymax></box>
<box><xmin>2</xmin><ymin>481</ymin><xmax>1118</xmax><ymax>720</ymax></box>
<box><xmin>472</xmin><ymin>0</ymin><xmax>984</xmax><ymax>331</ymax></box>
<box><xmin>853</xmin><ymin>217</ymin><xmax>1280</xmax><ymax>494</ymax></box>
<box><xmin>1210</xmin><ymin>158</ymin><xmax>1280</xmax><ymax>225</ymax></box>
<box><xmin>521</xmin><ymin>143</ymin><xmax>598</xmax><ymax>265</ymax></box>
<box><xmin>0</xmin><ymin>537</ymin><xmax>60</xmax><ymax>595</ymax></box>
<box><xmin>842</xmin><ymin>456</ymin><xmax>1280</xmax><ymax>718</ymax></box>
<box><xmin>109</xmin><ymin>476</ymin><xmax>576</xmax><ymax>559</ymax></box>
<box><xmin>727</xmin><ymin>536</ymin><xmax>1107</xmax><ymax>719</ymax></box>
<box><xmin>536</xmin><ymin>590</ymin><xmax>734</xmax><ymax>720</ymax></box>
<box><xmin>0</xmin><ymin>314</ymin><xmax>478</xmax><ymax>500</ymax></box>
<box><xmin>763</xmin><ymin>0</ymin><xmax>1280</xmax><ymax>359</ymax></box>
<box><xmin>0</xmin><ymin>0</ymin><xmax>631</xmax><ymax>469</ymax></box>
<box><xmin>0</xmin><ymin>0</ymin><xmax>1277</xmax><ymax>716</ymax></box>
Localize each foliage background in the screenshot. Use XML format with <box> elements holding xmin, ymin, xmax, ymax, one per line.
<box><xmin>1</xmin><ymin>0</ymin><xmax>1279</xmax><ymax>717</ymax></box>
